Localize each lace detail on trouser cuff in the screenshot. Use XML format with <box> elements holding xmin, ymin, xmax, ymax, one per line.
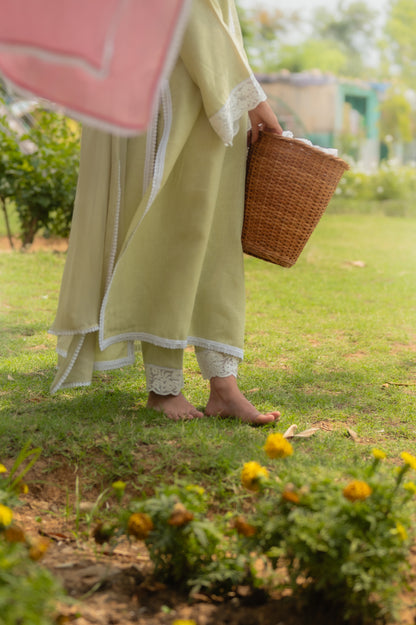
<box><xmin>196</xmin><ymin>348</ymin><xmax>239</xmax><ymax>380</ymax></box>
<box><xmin>145</xmin><ymin>363</ymin><xmax>184</xmax><ymax>396</ymax></box>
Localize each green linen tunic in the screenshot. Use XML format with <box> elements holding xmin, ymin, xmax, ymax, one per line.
<box><xmin>50</xmin><ymin>0</ymin><xmax>267</xmax><ymax>392</ymax></box>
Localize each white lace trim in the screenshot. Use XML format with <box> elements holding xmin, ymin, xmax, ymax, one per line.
<box><xmin>93</xmin><ymin>342</ymin><xmax>135</xmax><ymax>371</ymax></box>
<box><xmin>99</xmin><ymin>330</ymin><xmax>243</xmax><ymax>360</ymax></box>
<box><xmin>196</xmin><ymin>349</ymin><xmax>239</xmax><ymax>381</ymax></box>
<box><xmin>209</xmin><ymin>74</ymin><xmax>266</xmax><ymax>145</ymax></box>
<box><xmin>145</xmin><ymin>363</ymin><xmax>183</xmax><ymax>396</ymax></box>
<box><xmin>50</xmin><ymin>334</ymin><xmax>86</xmax><ymax>394</ymax></box>
<box><xmin>143</xmin><ymin>81</ymin><xmax>172</xmax><ymax>212</ymax></box>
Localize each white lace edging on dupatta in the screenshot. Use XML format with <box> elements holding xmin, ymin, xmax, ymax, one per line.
<box><xmin>209</xmin><ymin>74</ymin><xmax>266</xmax><ymax>145</ymax></box>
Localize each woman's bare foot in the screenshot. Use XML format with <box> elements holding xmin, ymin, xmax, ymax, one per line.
<box><xmin>205</xmin><ymin>376</ymin><xmax>280</xmax><ymax>425</ymax></box>
<box><xmin>147</xmin><ymin>391</ymin><xmax>204</xmax><ymax>421</ymax></box>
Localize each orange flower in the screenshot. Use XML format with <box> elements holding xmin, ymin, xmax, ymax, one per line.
<box><xmin>343</xmin><ymin>480</ymin><xmax>372</xmax><ymax>502</ymax></box>
<box><xmin>168</xmin><ymin>503</ymin><xmax>194</xmax><ymax>527</ymax></box>
<box><xmin>29</xmin><ymin>537</ymin><xmax>50</xmax><ymax>561</ymax></box>
<box><xmin>282</xmin><ymin>489</ymin><xmax>300</xmax><ymax>504</ymax></box>
<box><xmin>4</xmin><ymin>525</ymin><xmax>26</xmax><ymax>543</ymax></box>
<box><xmin>127</xmin><ymin>512</ymin><xmax>154</xmax><ymax>539</ymax></box>
<box><xmin>233</xmin><ymin>516</ymin><xmax>256</xmax><ymax>537</ymax></box>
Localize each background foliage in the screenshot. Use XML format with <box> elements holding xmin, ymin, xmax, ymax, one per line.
<box><xmin>0</xmin><ymin>104</ymin><xmax>79</xmax><ymax>246</ymax></box>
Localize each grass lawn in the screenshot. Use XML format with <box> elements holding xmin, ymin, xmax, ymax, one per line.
<box><xmin>1</xmin><ymin>211</ymin><xmax>415</xmax><ymax>502</ymax></box>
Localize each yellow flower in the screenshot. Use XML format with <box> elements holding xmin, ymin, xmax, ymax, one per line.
<box><xmin>172</xmin><ymin>620</ymin><xmax>197</xmax><ymax>625</ymax></box>
<box><xmin>127</xmin><ymin>512</ymin><xmax>154</xmax><ymax>540</ymax></box>
<box><xmin>372</xmin><ymin>448</ymin><xmax>386</xmax><ymax>460</ymax></box>
<box><xmin>0</xmin><ymin>504</ymin><xmax>13</xmax><ymax>528</ymax></box>
<box><xmin>401</xmin><ymin>452</ymin><xmax>416</xmax><ymax>471</ymax></box>
<box><xmin>281</xmin><ymin>489</ymin><xmax>300</xmax><ymax>504</ymax></box>
<box><xmin>404</xmin><ymin>481</ymin><xmax>416</xmax><ymax>495</ymax></box>
<box><xmin>185</xmin><ymin>485</ymin><xmax>205</xmax><ymax>496</ymax></box>
<box><xmin>233</xmin><ymin>516</ymin><xmax>256</xmax><ymax>537</ymax></box>
<box><xmin>394</xmin><ymin>522</ymin><xmax>408</xmax><ymax>542</ymax></box>
<box><xmin>241</xmin><ymin>461</ymin><xmax>269</xmax><ymax>492</ymax></box>
<box><xmin>263</xmin><ymin>433</ymin><xmax>293</xmax><ymax>459</ymax></box>
<box><xmin>343</xmin><ymin>480</ymin><xmax>372</xmax><ymax>502</ymax></box>
<box><xmin>0</xmin><ymin>464</ymin><xmax>7</xmax><ymax>474</ymax></box>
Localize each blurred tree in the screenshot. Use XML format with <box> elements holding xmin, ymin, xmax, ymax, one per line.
<box><xmin>236</xmin><ymin>3</ymin><xmax>303</xmax><ymax>71</ymax></box>
<box><xmin>311</xmin><ymin>1</ymin><xmax>379</xmax><ymax>77</ymax></box>
<box><xmin>276</xmin><ymin>39</ymin><xmax>347</xmax><ymax>74</ymax></box>
<box><xmin>379</xmin><ymin>84</ymin><xmax>415</xmax><ymax>144</ymax></box>
<box><xmin>237</xmin><ymin>0</ymin><xmax>380</xmax><ymax>78</ymax></box>
<box><xmin>382</xmin><ymin>0</ymin><xmax>416</xmax><ymax>88</ymax></box>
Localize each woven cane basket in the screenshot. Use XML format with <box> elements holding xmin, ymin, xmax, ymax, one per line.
<box><xmin>243</xmin><ymin>132</ymin><xmax>349</xmax><ymax>267</ymax></box>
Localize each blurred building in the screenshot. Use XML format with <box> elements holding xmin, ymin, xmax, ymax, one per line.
<box><xmin>258</xmin><ymin>70</ymin><xmax>381</xmax><ymax>167</ymax></box>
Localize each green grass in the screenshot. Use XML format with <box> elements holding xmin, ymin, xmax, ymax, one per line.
<box><xmin>1</xmin><ymin>211</ymin><xmax>415</xmax><ymax>503</ymax></box>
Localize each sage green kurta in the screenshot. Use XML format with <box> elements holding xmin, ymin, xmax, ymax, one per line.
<box><xmin>50</xmin><ymin>0</ymin><xmax>266</xmax><ymax>392</ymax></box>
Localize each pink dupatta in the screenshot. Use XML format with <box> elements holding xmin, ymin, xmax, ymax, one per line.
<box><xmin>0</xmin><ymin>0</ymin><xmax>191</xmax><ymax>134</ymax></box>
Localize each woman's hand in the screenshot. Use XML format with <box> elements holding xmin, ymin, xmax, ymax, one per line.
<box><xmin>248</xmin><ymin>100</ymin><xmax>283</xmax><ymax>144</ymax></box>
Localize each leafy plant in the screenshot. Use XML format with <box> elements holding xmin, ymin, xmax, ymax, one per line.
<box><xmin>0</xmin><ymin>101</ymin><xmax>80</xmax><ymax>246</ymax></box>
<box><xmin>109</xmin><ymin>436</ymin><xmax>416</xmax><ymax>624</ymax></box>
<box><xmin>238</xmin><ymin>439</ymin><xmax>416</xmax><ymax>624</ymax></box>
<box><xmin>333</xmin><ymin>162</ymin><xmax>416</xmax><ymax>203</ymax></box>
<box><xmin>0</xmin><ymin>445</ymin><xmax>65</xmax><ymax>625</ymax></box>
<box><xmin>118</xmin><ymin>483</ymin><xmax>251</xmax><ymax>593</ymax></box>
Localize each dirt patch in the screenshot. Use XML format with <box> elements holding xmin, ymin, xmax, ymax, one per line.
<box><xmin>0</xmin><ymin>235</ymin><xmax>68</xmax><ymax>253</ymax></box>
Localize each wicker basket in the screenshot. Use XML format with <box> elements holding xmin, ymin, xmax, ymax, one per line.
<box><xmin>243</xmin><ymin>132</ymin><xmax>349</xmax><ymax>267</ymax></box>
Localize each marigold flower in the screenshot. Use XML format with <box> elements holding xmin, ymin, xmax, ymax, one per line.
<box><xmin>0</xmin><ymin>464</ymin><xmax>7</xmax><ymax>473</ymax></box>
<box><xmin>185</xmin><ymin>485</ymin><xmax>205</xmax><ymax>496</ymax></box>
<box><xmin>372</xmin><ymin>448</ymin><xmax>386</xmax><ymax>460</ymax></box>
<box><xmin>401</xmin><ymin>452</ymin><xmax>416</xmax><ymax>471</ymax></box>
<box><xmin>168</xmin><ymin>503</ymin><xmax>194</xmax><ymax>527</ymax></box>
<box><xmin>263</xmin><ymin>433</ymin><xmax>293</xmax><ymax>459</ymax></box>
<box><xmin>4</xmin><ymin>525</ymin><xmax>26</xmax><ymax>543</ymax></box>
<box><xmin>19</xmin><ymin>482</ymin><xmax>29</xmax><ymax>495</ymax></box>
<box><xmin>241</xmin><ymin>461</ymin><xmax>269</xmax><ymax>492</ymax></box>
<box><xmin>395</xmin><ymin>522</ymin><xmax>408</xmax><ymax>542</ymax></box>
<box><xmin>233</xmin><ymin>516</ymin><xmax>256</xmax><ymax>537</ymax></box>
<box><xmin>343</xmin><ymin>480</ymin><xmax>372</xmax><ymax>502</ymax></box>
<box><xmin>0</xmin><ymin>504</ymin><xmax>13</xmax><ymax>528</ymax></box>
<box><xmin>281</xmin><ymin>489</ymin><xmax>300</xmax><ymax>504</ymax></box>
<box><xmin>127</xmin><ymin>512</ymin><xmax>154</xmax><ymax>539</ymax></box>
<box><xmin>404</xmin><ymin>481</ymin><xmax>416</xmax><ymax>495</ymax></box>
<box><xmin>29</xmin><ymin>537</ymin><xmax>50</xmax><ymax>561</ymax></box>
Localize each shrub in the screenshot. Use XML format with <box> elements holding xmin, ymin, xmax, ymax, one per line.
<box><xmin>112</xmin><ymin>441</ymin><xmax>416</xmax><ymax>624</ymax></box>
<box><xmin>334</xmin><ymin>162</ymin><xmax>416</xmax><ymax>203</ymax></box>
<box><xmin>0</xmin><ymin>102</ymin><xmax>80</xmax><ymax>246</ymax></box>
<box><xmin>0</xmin><ymin>444</ymin><xmax>65</xmax><ymax>625</ymax></box>
<box><xmin>238</xmin><ymin>442</ymin><xmax>416</xmax><ymax>623</ymax></box>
